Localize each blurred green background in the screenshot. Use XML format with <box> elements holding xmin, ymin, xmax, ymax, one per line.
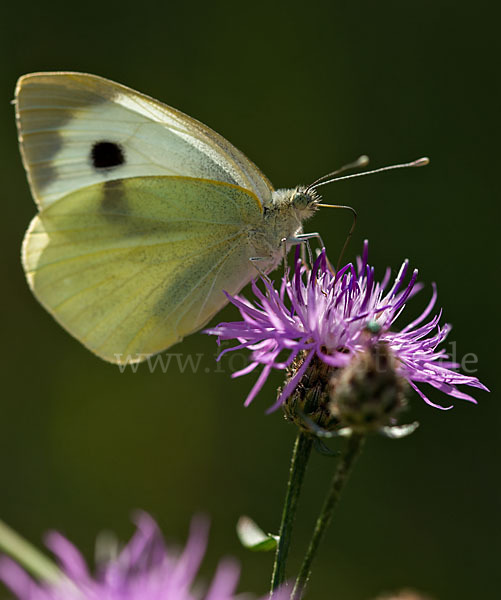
<box><xmin>0</xmin><ymin>1</ymin><xmax>498</xmax><ymax>599</ymax></box>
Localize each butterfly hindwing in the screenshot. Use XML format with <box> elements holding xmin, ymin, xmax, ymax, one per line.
<box><xmin>22</xmin><ymin>176</ymin><xmax>263</xmax><ymax>363</ymax></box>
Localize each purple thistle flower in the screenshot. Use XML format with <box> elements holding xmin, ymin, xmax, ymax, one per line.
<box><xmin>206</xmin><ymin>241</ymin><xmax>488</xmax><ymax>413</ymax></box>
<box><xmin>0</xmin><ymin>513</ymin><xmax>287</xmax><ymax>600</ymax></box>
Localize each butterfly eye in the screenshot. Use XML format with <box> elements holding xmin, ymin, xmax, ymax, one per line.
<box><xmin>91</xmin><ymin>141</ymin><xmax>125</xmax><ymax>169</ymax></box>
<box><xmin>292</xmin><ymin>191</ymin><xmax>313</xmax><ymax>210</ymax></box>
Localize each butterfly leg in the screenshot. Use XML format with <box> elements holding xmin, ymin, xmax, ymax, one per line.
<box><xmin>288</xmin><ymin>232</ymin><xmax>324</xmax><ymax>246</ymax></box>
<box><xmin>288</xmin><ymin>232</ymin><xmax>328</xmax><ymax>258</ymax></box>
<box><xmin>280</xmin><ymin>237</ymin><xmax>290</xmax><ymax>274</ymax></box>
<box><xmin>249</xmin><ymin>256</ymin><xmax>273</xmax><ymax>283</ymax></box>
<box><xmin>287</xmin><ymin>232</ymin><xmax>335</xmax><ymax>274</ymax></box>
<box><xmin>277</xmin><ymin>236</ymin><xmax>311</xmax><ymax>274</ymax></box>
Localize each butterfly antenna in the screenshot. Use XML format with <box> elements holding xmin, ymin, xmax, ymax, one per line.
<box><xmin>310</xmin><ymin>156</ymin><xmax>429</xmax><ymax>190</ymax></box>
<box><xmin>313</xmin><ymin>156</ymin><xmax>429</xmax><ymax>269</ymax></box>
<box><xmin>306</xmin><ymin>155</ymin><xmax>369</xmax><ymax>192</ymax></box>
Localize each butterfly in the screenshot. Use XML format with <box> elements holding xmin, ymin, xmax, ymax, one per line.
<box><xmin>15</xmin><ymin>72</ymin><xmax>325</xmax><ymax>364</ymax></box>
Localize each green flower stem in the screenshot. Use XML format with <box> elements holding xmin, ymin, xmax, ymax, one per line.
<box><xmin>270</xmin><ymin>430</ymin><xmax>313</xmax><ymax>594</ymax></box>
<box><xmin>0</xmin><ymin>519</ymin><xmax>62</xmax><ymax>583</ymax></box>
<box><xmin>291</xmin><ymin>433</ymin><xmax>366</xmax><ymax>599</ymax></box>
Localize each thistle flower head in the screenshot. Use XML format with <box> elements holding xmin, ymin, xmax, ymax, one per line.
<box><xmin>0</xmin><ymin>513</ymin><xmax>286</xmax><ymax>600</ymax></box>
<box><xmin>206</xmin><ymin>242</ymin><xmax>488</xmax><ymax>413</ymax></box>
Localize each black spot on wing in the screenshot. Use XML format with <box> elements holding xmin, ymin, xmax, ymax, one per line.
<box><xmin>91</xmin><ymin>141</ymin><xmax>125</xmax><ymax>169</ymax></box>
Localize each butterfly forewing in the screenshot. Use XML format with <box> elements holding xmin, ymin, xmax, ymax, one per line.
<box><xmin>15</xmin><ymin>72</ymin><xmax>274</xmax><ymax>208</ymax></box>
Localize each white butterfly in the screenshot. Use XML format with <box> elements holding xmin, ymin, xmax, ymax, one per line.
<box><xmin>16</xmin><ymin>72</ymin><xmax>323</xmax><ymax>364</ymax></box>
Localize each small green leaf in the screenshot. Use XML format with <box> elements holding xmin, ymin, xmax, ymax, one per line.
<box><xmin>236</xmin><ymin>516</ymin><xmax>278</xmax><ymax>552</ymax></box>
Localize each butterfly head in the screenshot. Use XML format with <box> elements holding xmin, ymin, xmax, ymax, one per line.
<box><xmin>289</xmin><ymin>186</ymin><xmax>321</xmax><ymax>219</ymax></box>
<box><xmin>268</xmin><ymin>186</ymin><xmax>321</xmax><ymax>227</ymax></box>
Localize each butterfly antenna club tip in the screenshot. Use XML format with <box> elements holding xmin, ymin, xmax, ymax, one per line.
<box><xmin>410</xmin><ymin>157</ymin><xmax>430</xmax><ymax>167</ymax></box>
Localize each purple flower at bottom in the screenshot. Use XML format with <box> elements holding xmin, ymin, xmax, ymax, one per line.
<box><xmin>0</xmin><ymin>513</ymin><xmax>286</xmax><ymax>600</ymax></box>
<box><xmin>206</xmin><ymin>242</ymin><xmax>488</xmax><ymax>412</ymax></box>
